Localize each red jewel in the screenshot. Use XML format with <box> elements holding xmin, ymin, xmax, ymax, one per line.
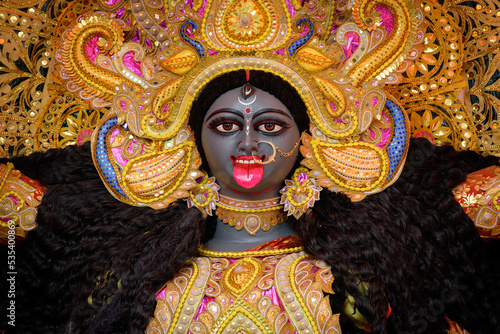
<box><xmin>245</xmin><ymin>108</ymin><xmax>251</xmax><ymax>114</ymax></box>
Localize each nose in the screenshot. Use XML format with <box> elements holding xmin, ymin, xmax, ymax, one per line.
<box><xmin>238</xmin><ymin>128</ymin><xmax>259</xmax><ymax>154</ymax></box>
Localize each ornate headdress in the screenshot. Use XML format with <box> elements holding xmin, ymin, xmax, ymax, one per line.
<box><xmin>1</xmin><ymin>0</ymin><xmax>500</xmax><ymax>223</ymax></box>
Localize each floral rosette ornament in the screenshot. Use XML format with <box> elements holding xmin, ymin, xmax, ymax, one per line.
<box><xmin>186</xmin><ymin>176</ymin><xmax>219</xmax><ymax>217</ymax></box>
<box><xmin>280</xmin><ymin>167</ymin><xmax>322</xmax><ymax>219</ymax></box>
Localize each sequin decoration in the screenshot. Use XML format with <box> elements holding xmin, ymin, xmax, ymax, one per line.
<box><xmin>94</xmin><ymin>117</ymin><xmax>127</xmax><ymax>198</ymax></box>
<box><xmin>385</xmin><ymin>99</ymin><xmax>409</xmax><ymax>180</ymax></box>
<box><xmin>224</xmin><ymin>0</ymin><xmax>270</xmax><ymax>43</ymax></box>
<box><xmin>122</xmin><ymin>143</ymin><xmax>194</xmax><ymax>202</ymax></box>
<box><xmin>312</xmin><ymin>140</ymin><xmax>387</xmax><ymax>191</ymax></box>
<box><xmin>180</xmin><ymin>21</ymin><xmax>206</xmax><ymax>58</ymax></box>
<box><xmin>288</xmin><ymin>18</ymin><xmax>314</xmax><ymax>56</ymax></box>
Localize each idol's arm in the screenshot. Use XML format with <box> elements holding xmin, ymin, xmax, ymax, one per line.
<box><xmin>0</xmin><ymin>142</ymin><xmax>96</xmax><ymax>240</ymax></box>
<box><xmin>453</xmin><ymin>165</ymin><xmax>500</xmax><ymax>239</ymax></box>
<box><xmin>0</xmin><ymin>162</ymin><xmax>45</xmax><ymax>240</ymax></box>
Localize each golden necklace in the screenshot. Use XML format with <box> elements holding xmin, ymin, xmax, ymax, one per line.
<box><xmin>216</xmin><ymin>194</ymin><xmax>287</xmax><ymax>235</ymax></box>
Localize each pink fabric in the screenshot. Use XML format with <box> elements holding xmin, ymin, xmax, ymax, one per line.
<box><xmin>132</xmin><ymin>29</ymin><xmax>141</xmax><ymax>43</ymax></box>
<box><xmin>110</xmin><ymin>128</ymin><xmax>129</xmax><ymax>166</ymax></box>
<box><xmin>342</xmin><ymin>32</ymin><xmax>359</xmax><ymax>62</ymax></box>
<box><xmin>194</xmin><ymin>296</ymin><xmax>211</xmax><ymax>319</ymax></box>
<box><xmin>115</xmin><ymin>7</ymin><xmax>125</xmax><ymax>19</ymax></box>
<box><xmin>365</xmin><ymin>110</ymin><xmax>392</xmax><ymax>149</ymax></box>
<box><xmin>286</xmin><ymin>0</ymin><xmax>297</xmax><ymax>17</ymax></box>
<box><xmin>156</xmin><ymin>287</ymin><xmax>166</xmax><ymax>300</ymax></box>
<box><xmin>155</xmin><ymin>257</ymin><xmax>289</xmax><ymax>318</ymax></box>
<box><xmin>273</xmin><ymin>48</ymin><xmax>285</xmax><ymax>56</ymax></box>
<box><xmin>192</xmin><ymin>283</ymin><xmax>286</xmax><ymax>322</ymax></box>
<box><xmin>378</xmin><ymin>112</ymin><xmax>392</xmax><ymax>149</ymax></box>
<box><xmin>377</xmin><ymin>6</ymin><xmax>394</xmax><ymax>35</ymax></box>
<box><xmin>9</xmin><ymin>195</ymin><xmax>20</xmax><ymax>205</ymax></box>
<box><xmin>86</xmin><ymin>37</ymin><xmax>100</xmax><ymax>62</ymax></box>
<box><xmin>329</xmin><ymin>101</ymin><xmax>337</xmax><ymax>111</ymax></box>
<box><xmin>197</xmin><ymin>0</ymin><xmax>207</xmax><ymax>18</ymax></box>
<box><xmin>123</xmin><ymin>52</ymin><xmax>143</xmax><ymax>77</ymax></box>
<box><xmin>154</xmin><ymin>236</ymin><xmax>307</xmax><ymax>331</ymax></box>
<box><xmin>331</xmin><ymin>23</ymin><xmax>339</xmax><ymax>34</ymax></box>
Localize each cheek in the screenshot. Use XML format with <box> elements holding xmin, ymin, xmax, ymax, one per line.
<box><xmin>201</xmin><ymin>129</ymin><xmax>232</xmax><ymax>170</ymax></box>
<box><xmin>201</xmin><ymin>129</ymin><xmax>218</xmax><ymax>167</ymax></box>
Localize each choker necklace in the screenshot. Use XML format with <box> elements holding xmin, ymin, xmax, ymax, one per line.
<box><xmin>216</xmin><ymin>194</ymin><xmax>287</xmax><ymax>235</ymax></box>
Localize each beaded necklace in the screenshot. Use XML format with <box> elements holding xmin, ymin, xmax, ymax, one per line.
<box><xmin>215</xmin><ymin>194</ymin><xmax>288</xmax><ymax>235</ymax></box>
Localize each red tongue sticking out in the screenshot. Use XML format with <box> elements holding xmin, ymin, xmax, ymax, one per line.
<box><xmin>233</xmin><ymin>157</ymin><xmax>264</xmax><ymax>188</ymax></box>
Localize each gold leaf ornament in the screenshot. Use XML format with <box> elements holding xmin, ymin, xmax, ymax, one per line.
<box><xmin>161</xmin><ymin>49</ymin><xmax>199</xmax><ymax>75</ymax></box>
<box><xmin>350</xmin><ymin>0</ymin><xmax>418</xmax><ymax>86</ymax></box>
<box><xmin>122</xmin><ymin>143</ymin><xmax>194</xmax><ymax>203</ymax></box>
<box><xmin>152</xmin><ymin>78</ymin><xmax>183</xmax><ymax>122</ymax></box>
<box><xmin>60</xmin><ymin>15</ymin><xmax>142</xmax><ymax>102</ymax></box>
<box><xmin>295</xmin><ymin>47</ymin><xmax>336</xmax><ymax>72</ymax></box>
<box><xmin>301</xmin><ymin>135</ymin><xmax>390</xmax><ymax>200</ymax></box>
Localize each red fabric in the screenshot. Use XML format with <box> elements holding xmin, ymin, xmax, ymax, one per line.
<box><xmin>246</xmin><ymin>235</ymin><xmax>301</xmax><ymax>251</ymax></box>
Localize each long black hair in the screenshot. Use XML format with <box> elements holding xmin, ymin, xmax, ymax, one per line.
<box><xmin>1</xmin><ymin>70</ymin><xmax>499</xmax><ymax>334</ymax></box>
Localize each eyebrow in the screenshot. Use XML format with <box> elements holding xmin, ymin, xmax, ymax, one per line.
<box><xmin>205</xmin><ymin>109</ymin><xmax>243</xmax><ymax>124</ymax></box>
<box><xmin>253</xmin><ymin>108</ymin><xmax>292</xmax><ymax>119</ymax></box>
<box><xmin>205</xmin><ymin>108</ymin><xmax>292</xmax><ymax>124</ymax></box>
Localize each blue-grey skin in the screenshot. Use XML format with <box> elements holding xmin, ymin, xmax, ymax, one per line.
<box><xmin>201</xmin><ymin>86</ymin><xmax>300</xmax><ymax>251</ymax></box>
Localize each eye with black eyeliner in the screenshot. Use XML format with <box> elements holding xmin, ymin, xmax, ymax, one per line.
<box><xmin>254</xmin><ymin>117</ymin><xmax>291</xmax><ymax>135</ymax></box>
<box><xmin>207</xmin><ymin>117</ymin><xmax>243</xmax><ymax>134</ymax></box>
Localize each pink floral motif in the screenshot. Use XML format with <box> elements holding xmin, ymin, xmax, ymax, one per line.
<box><xmin>342</xmin><ymin>32</ymin><xmax>359</xmax><ymax>62</ymax></box>
<box><xmin>123</xmin><ymin>52</ymin><xmax>143</xmax><ymax>77</ymax></box>
<box><xmin>86</xmin><ymin>37</ymin><xmax>100</xmax><ymax>62</ymax></box>
<box><xmin>76</xmin><ymin>129</ymin><xmax>94</xmax><ymax>145</ymax></box>
<box><xmin>376</xmin><ymin>6</ymin><xmax>394</xmax><ymax>35</ymax></box>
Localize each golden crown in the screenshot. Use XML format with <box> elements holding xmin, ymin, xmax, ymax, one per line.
<box><xmin>1</xmin><ymin>0</ymin><xmax>499</xmax><ymax>213</ymax></box>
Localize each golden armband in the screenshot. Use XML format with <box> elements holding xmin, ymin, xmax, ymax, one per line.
<box><xmin>453</xmin><ymin>165</ymin><xmax>500</xmax><ymax>239</ymax></box>
<box><xmin>0</xmin><ymin>163</ymin><xmax>45</xmax><ymax>240</ymax></box>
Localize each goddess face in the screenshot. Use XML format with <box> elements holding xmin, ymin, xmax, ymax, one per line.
<box><xmin>201</xmin><ymin>86</ymin><xmax>300</xmax><ymax>199</ymax></box>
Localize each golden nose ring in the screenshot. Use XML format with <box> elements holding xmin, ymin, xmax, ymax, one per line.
<box><xmin>251</xmin><ymin>141</ymin><xmax>277</xmax><ymax>165</ymax></box>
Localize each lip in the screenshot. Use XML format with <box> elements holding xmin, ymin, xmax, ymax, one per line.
<box><xmin>230</xmin><ymin>154</ymin><xmax>266</xmax><ymax>165</ymax></box>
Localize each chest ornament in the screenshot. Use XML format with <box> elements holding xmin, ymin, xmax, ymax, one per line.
<box><xmin>146</xmin><ymin>249</ymin><xmax>340</xmax><ymax>334</ymax></box>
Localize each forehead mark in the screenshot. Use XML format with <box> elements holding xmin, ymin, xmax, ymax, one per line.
<box><xmin>238</xmin><ymin>93</ymin><xmax>257</xmax><ymax>135</ymax></box>
<box><xmin>237</xmin><ymin>94</ymin><xmax>257</xmax><ymax>106</ymax></box>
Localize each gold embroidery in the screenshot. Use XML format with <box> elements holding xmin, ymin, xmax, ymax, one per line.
<box><xmin>453</xmin><ymin>166</ymin><xmax>500</xmax><ymax>239</ymax></box>
<box><xmin>222</xmin><ymin>258</ymin><xmax>263</xmax><ymax>297</ymax></box>
<box><xmin>146</xmin><ymin>250</ymin><xmax>340</xmax><ymax>334</ymax></box>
